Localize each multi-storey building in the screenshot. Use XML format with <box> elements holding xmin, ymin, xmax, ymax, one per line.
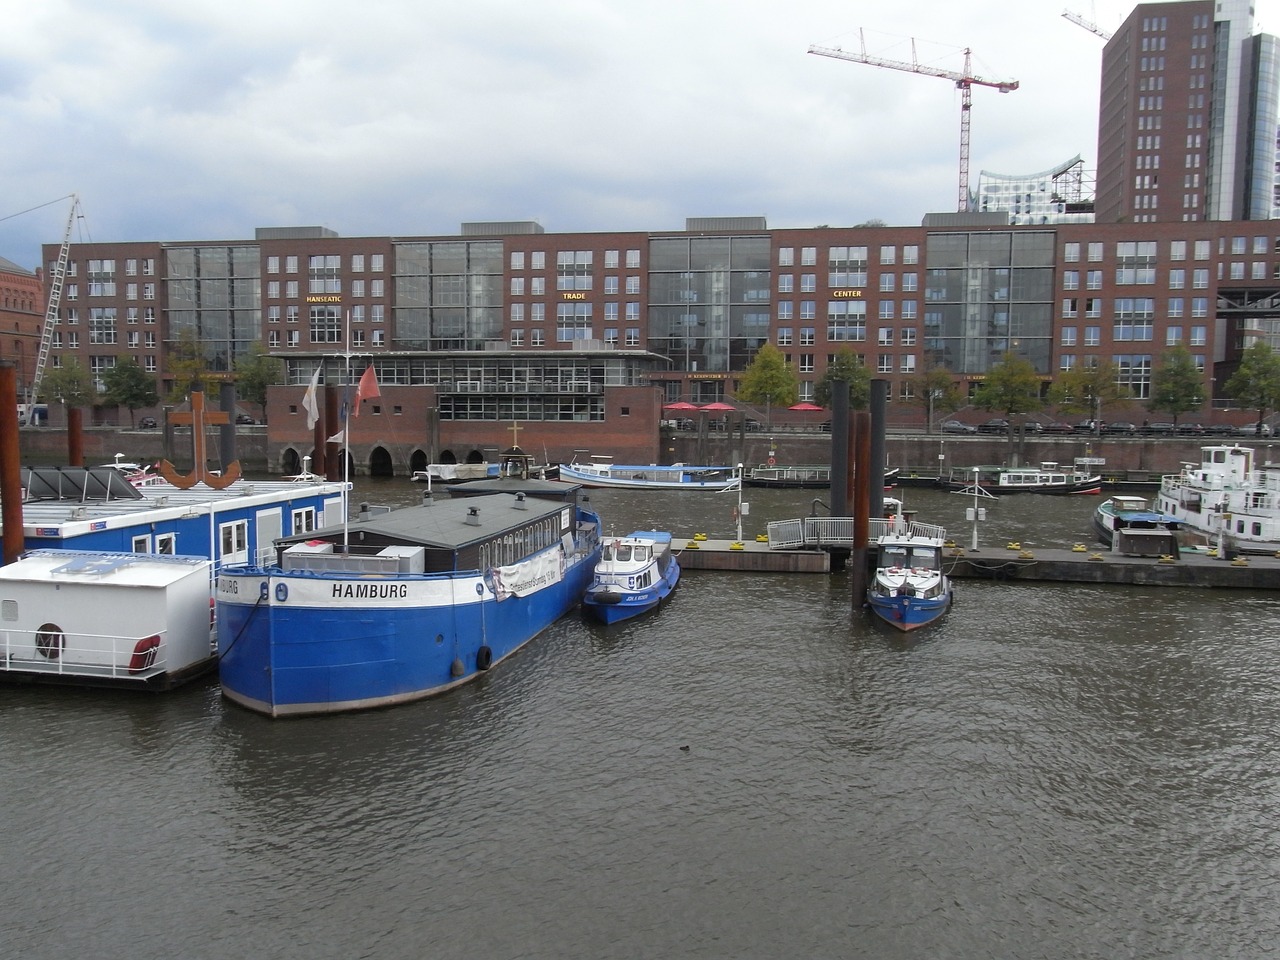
<box><xmin>1096</xmin><ymin>0</ymin><xmax>1280</xmax><ymax>223</ymax></box>
<box><xmin>0</xmin><ymin>256</ymin><xmax>44</xmax><ymax>404</ymax></box>
<box><xmin>37</xmin><ymin>213</ymin><xmax>1280</xmax><ymax>470</ymax></box>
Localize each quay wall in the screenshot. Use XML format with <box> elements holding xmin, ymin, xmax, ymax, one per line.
<box><xmin>14</xmin><ymin>425</ymin><xmax>1278</xmax><ymax>480</ymax></box>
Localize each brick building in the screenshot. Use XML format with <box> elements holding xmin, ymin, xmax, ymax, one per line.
<box><xmin>33</xmin><ymin>212</ymin><xmax>1280</xmax><ymax>474</ymax></box>
<box><xmin>1096</xmin><ymin>0</ymin><xmax>1280</xmax><ymax>222</ymax></box>
<box><xmin>0</xmin><ymin>255</ymin><xmax>44</xmax><ymax>405</ymax></box>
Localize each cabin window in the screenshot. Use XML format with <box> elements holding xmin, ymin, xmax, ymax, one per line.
<box><xmin>1</xmin><ymin>600</ymin><xmax>16</xmax><ymax>622</ymax></box>
<box><xmin>219</xmin><ymin>520</ymin><xmax>249</xmax><ymax>563</ymax></box>
<box><xmin>291</xmin><ymin>508</ymin><xmax>316</xmax><ymax>535</ymax></box>
<box><xmin>132</xmin><ymin>534</ymin><xmax>150</xmax><ymax>552</ymax></box>
<box><xmin>156</xmin><ymin>533</ymin><xmax>176</xmax><ymax>555</ymax></box>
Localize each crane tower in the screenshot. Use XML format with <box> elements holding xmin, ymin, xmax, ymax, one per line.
<box><xmin>808</xmin><ymin>34</ymin><xmax>1018</xmax><ymax>212</ymax></box>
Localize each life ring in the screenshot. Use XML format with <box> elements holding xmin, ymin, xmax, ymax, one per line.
<box><xmin>129</xmin><ymin>634</ymin><xmax>162</xmax><ymax>674</ymax></box>
<box><xmin>476</xmin><ymin>645</ymin><xmax>493</xmax><ymax>671</ymax></box>
<box><xmin>35</xmin><ymin>623</ymin><xmax>65</xmax><ymax>660</ymax></box>
<box><xmin>767</xmin><ymin>456</ymin><xmax>776</xmax><ymax>466</ymax></box>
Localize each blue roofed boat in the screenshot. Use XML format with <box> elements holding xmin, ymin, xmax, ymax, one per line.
<box><xmin>583</xmin><ymin>531</ymin><xmax>680</xmax><ymax>624</ymax></box>
<box><xmin>1093</xmin><ymin>494</ymin><xmax>1183</xmax><ymax>547</ymax></box>
<box><xmin>865</xmin><ymin>519</ymin><xmax>952</xmax><ymax>631</ymax></box>
<box><xmin>215</xmin><ymin>487</ymin><xmax>603</xmax><ymax>717</ymax></box>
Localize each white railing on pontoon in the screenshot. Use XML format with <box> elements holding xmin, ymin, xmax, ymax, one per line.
<box><xmin>766</xmin><ymin>517</ymin><xmax>947</xmax><ymax>550</ymax></box>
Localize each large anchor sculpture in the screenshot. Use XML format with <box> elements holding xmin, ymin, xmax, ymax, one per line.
<box><xmin>157</xmin><ymin>390</ymin><xmax>243</xmax><ymax>489</ymax></box>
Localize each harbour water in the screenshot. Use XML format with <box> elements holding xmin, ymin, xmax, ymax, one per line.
<box><xmin>4</xmin><ymin>481</ymin><xmax>1280</xmax><ymax>959</ymax></box>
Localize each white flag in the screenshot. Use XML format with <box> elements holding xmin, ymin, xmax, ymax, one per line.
<box><xmin>326</xmin><ymin>430</ymin><xmax>346</xmax><ymax>444</ymax></box>
<box><xmin>302</xmin><ymin>366</ymin><xmax>322</xmax><ymax>430</ymax></box>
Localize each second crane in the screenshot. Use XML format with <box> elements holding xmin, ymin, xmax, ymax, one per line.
<box><xmin>809</xmin><ymin>33</ymin><xmax>1018</xmax><ymax>213</ymax></box>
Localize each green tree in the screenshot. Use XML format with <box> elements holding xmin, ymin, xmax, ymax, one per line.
<box><xmin>1224</xmin><ymin>340</ymin><xmax>1280</xmax><ymax>436</ymax></box>
<box><xmin>101</xmin><ymin>358</ymin><xmax>159</xmax><ymax>427</ymax></box>
<box><xmin>1147</xmin><ymin>345</ymin><xmax>1204</xmax><ymax>427</ymax></box>
<box><xmin>814</xmin><ymin>348</ymin><xmax>871</xmax><ymax>409</ymax></box>
<box><xmin>1047</xmin><ymin>361</ymin><xmax>1129</xmax><ymax>434</ymax></box>
<box><xmin>973</xmin><ymin>352</ymin><xmax>1043</xmax><ymax>425</ymax></box>
<box><xmin>909</xmin><ymin>365</ymin><xmax>964</xmax><ymax>434</ymax></box>
<box><xmin>40</xmin><ymin>359</ymin><xmax>96</xmax><ymax>409</ymax></box>
<box><xmin>167</xmin><ymin>328</ymin><xmax>210</xmax><ymax>401</ymax></box>
<box><xmin>234</xmin><ymin>345</ymin><xmax>284</xmax><ymax>424</ymax></box>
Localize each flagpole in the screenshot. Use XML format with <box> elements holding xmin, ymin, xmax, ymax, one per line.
<box><xmin>343</xmin><ymin>309</ymin><xmax>352</xmax><ymax>552</ymax></box>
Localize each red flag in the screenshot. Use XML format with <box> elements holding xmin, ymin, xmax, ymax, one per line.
<box><xmin>354</xmin><ymin>364</ymin><xmax>379</xmax><ymax>416</ymax></box>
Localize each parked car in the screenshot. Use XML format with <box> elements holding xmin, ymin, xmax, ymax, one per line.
<box><xmin>1144</xmin><ymin>421</ymin><xmax>1175</xmax><ymax>436</ymax></box>
<box><xmin>1019</xmin><ymin>420</ymin><xmax>1044</xmax><ymax>434</ymax></box>
<box><xmin>138</xmin><ymin>416</ymin><xmax>158</xmax><ymax>429</ymax></box>
<box><xmin>942</xmin><ymin>419</ymin><xmax>978</xmax><ymax>434</ymax></box>
<box><xmin>1074</xmin><ymin>419</ymin><xmax>1105</xmax><ymax>433</ymax></box>
<box><xmin>978</xmin><ymin>418</ymin><xmax>1010</xmax><ymax>434</ymax></box>
<box><xmin>1204</xmin><ymin>423</ymin><xmax>1236</xmax><ymax>436</ymax></box>
<box><xmin>1103</xmin><ymin>421</ymin><xmax>1137</xmax><ymax>435</ymax></box>
<box><xmin>1176</xmin><ymin>422</ymin><xmax>1205</xmax><ymax>436</ymax></box>
<box><xmin>1236</xmin><ymin>422</ymin><xmax>1274</xmax><ymax>437</ymax></box>
<box><xmin>235</xmin><ymin>413</ymin><xmax>256</xmax><ymax>424</ymax></box>
<box><xmin>1041</xmin><ymin>421</ymin><xmax>1075</xmax><ymax>435</ymax></box>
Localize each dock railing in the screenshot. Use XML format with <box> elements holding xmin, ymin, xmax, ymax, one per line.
<box><xmin>766</xmin><ymin>517</ymin><xmax>947</xmax><ymax>550</ymax></box>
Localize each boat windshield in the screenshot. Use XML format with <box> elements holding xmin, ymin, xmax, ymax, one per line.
<box><xmin>882</xmin><ymin>547</ymin><xmax>910</xmax><ymax>567</ymax></box>
<box><xmin>908</xmin><ymin>547</ymin><xmax>939</xmax><ymax>570</ymax></box>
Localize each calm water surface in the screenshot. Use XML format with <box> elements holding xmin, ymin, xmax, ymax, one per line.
<box><xmin>3</xmin><ymin>483</ymin><xmax>1279</xmax><ymax>959</ymax></box>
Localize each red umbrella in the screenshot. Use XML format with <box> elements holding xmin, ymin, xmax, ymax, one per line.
<box><xmin>663</xmin><ymin>401</ymin><xmax>699</xmax><ymax>411</ymax></box>
<box><xmin>788</xmin><ymin>402</ymin><xmax>824</xmax><ymax>411</ymax></box>
<box><xmin>699</xmin><ymin>401</ymin><xmax>736</xmax><ymax>411</ymax></box>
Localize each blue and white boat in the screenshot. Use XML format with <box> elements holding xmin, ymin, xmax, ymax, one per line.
<box><xmin>865</xmin><ymin>520</ymin><xmax>952</xmax><ymax>631</ymax></box>
<box><xmin>583</xmin><ymin>531</ymin><xmax>680</xmax><ymax>624</ymax></box>
<box><xmin>216</xmin><ymin>489</ymin><xmax>603</xmax><ymax>717</ymax></box>
<box><xmin>0</xmin><ymin>467</ymin><xmax>348</xmax><ymax>689</ymax></box>
<box><xmin>11</xmin><ymin>465</ymin><xmax>348</xmax><ymax>568</ymax></box>
<box><xmin>559</xmin><ymin>457</ymin><xmax>739</xmax><ymax>491</ymax></box>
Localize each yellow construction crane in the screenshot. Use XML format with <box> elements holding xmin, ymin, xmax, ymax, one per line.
<box><xmin>808</xmin><ymin>33</ymin><xmax>1018</xmax><ymax>212</ymax></box>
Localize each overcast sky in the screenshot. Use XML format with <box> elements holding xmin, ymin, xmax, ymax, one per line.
<box><xmin>2</xmin><ymin>0</ymin><xmax>1278</xmax><ymax>270</ymax></box>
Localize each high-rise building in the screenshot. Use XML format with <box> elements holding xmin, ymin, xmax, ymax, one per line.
<box><xmin>1096</xmin><ymin>0</ymin><xmax>1280</xmax><ymax>223</ymax></box>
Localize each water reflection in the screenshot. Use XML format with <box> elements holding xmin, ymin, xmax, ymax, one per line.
<box><xmin>4</xmin><ymin>479</ymin><xmax>1280</xmax><ymax>957</ymax></box>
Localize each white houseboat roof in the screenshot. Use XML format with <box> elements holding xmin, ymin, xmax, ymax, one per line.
<box><xmin>3</xmin><ymin>472</ymin><xmax>350</xmax><ymax>538</ymax></box>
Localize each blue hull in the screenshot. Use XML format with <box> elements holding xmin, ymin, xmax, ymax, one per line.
<box><xmin>217</xmin><ymin>546</ymin><xmax>600</xmax><ymax>716</ymax></box>
<box><xmin>867</xmin><ymin>592</ymin><xmax>951</xmax><ymax>631</ymax></box>
<box><xmin>583</xmin><ymin>559</ymin><xmax>680</xmax><ymax>625</ymax></box>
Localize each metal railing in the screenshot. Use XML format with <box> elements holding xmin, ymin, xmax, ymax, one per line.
<box><xmin>1</xmin><ymin>628</ymin><xmax>171</xmax><ymax>680</ymax></box>
<box><xmin>766</xmin><ymin>516</ymin><xmax>947</xmax><ymax>550</ymax></box>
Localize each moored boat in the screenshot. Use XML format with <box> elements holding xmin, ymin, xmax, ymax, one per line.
<box><xmin>216</xmin><ymin>489</ymin><xmax>603</xmax><ymax>717</ymax></box>
<box><xmin>746</xmin><ymin>465</ymin><xmax>899</xmax><ymax>489</ymax></box>
<box><xmin>559</xmin><ymin>458</ymin><xmax>739</xmax><ymax>491</ymax></box>
<box><xmin>1092</xmin><ymin>494</ymin><xmax>1182</xmax><ymax>549</ymax></box>
<box><xmin>583</xmin><ymin>531</ymin><xmax>680</xmax><ymax>624</ymax></box>
<box><xmin>99</xmin><ymin>453</ymin><xmax>164</xmax><ymax>487</ymax></box>
<box><xmin>865</xmin><ymin>520</ymin><xmax>952</xmax><ymax>631</ymax></box>
<box><xmin>939</xmin><ymin>461</ymin><xmax>1102</xmax><ymax>495</ymax></box>
<box><xmin>0</xmin><ymin>550</ymin><xmax>216</xmax><ymax>689</ymax></box>
<box><xmin>1156</xmin><ymin>445</ymin><xmax>1280</xmax><ymax>553</ymax></box>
